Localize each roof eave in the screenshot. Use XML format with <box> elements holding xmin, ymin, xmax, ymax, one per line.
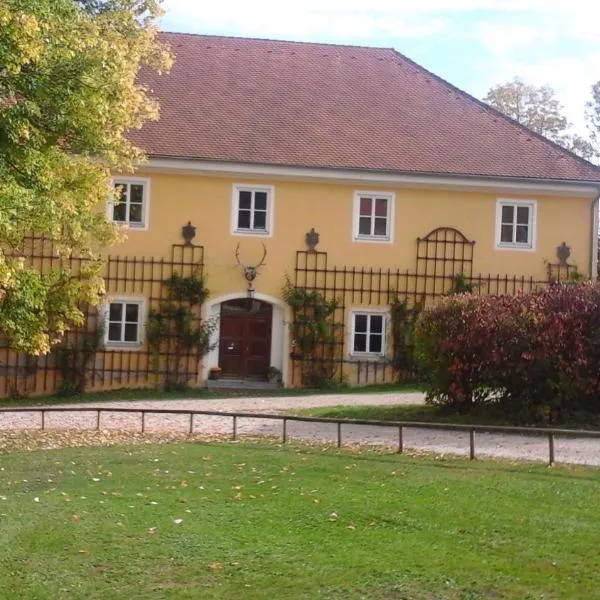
<box><xmin>142</xmin><ymin>156</ymin><xmax>600</xmax><ymax>198</ymax></box>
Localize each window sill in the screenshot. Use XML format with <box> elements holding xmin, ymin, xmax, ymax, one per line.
<box><xmin>112</xmin><ymin>222</ymin><xmax>147</xmax><ymax>230</ymax></box>
<box><xmin>348</xmin><ymin>353</ymin><xmax>386</xmax><ymax>361</ymax></box>
<box><xmin>104</xmin><ymin>342</ymin><xmax>143</xmax><ymax>351</ymax></box>
<box><xmin>495</xmin><ymin>243</ymin><xmax>534</xmax><ymax>251</ymax></box>
<box><xmin>353</xmin><ymin>235</ymin><xmax>392</xmax><ymax>244</ymax></box>
<box><xmin>233</xmin><ymin>228</ymin><xmax>271</xmax><ymax>237</ymax></box>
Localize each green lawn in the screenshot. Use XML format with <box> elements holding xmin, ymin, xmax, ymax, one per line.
<box><xmin>1</xmin><ymin>441</ymin><xmax>599</xmax><ymax>599</ymax></box>
<box><xmin>0</xmin><ymin>382</ymin><xmax>424</xmax><ymax>408</ymax></box>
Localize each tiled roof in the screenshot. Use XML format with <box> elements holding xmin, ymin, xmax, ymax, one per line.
<box><xmin>130</xmin><ymin>33</ymin><xmax>600</xmax><ymax>183</ymax></box>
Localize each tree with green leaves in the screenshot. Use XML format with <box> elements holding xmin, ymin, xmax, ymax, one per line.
<box><xmin>483</xmin><ymin>78</ymin><xmax>596</xmax><ymax>161</ymax></box>
<box><xmin>585</xmin><ymin>81</ymin><xmax>600</xmax><ymax>158</ymax></box>
<box><xmin>0</xmin><ymin>0</ymin><xmax>171</xmax><ymax>354</ymax></box>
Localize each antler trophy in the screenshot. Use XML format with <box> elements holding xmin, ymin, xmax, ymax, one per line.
<box><xmin>235</xmin><ymin>242</ymin><xmax>267</xmax><ymax>296</ymax></box>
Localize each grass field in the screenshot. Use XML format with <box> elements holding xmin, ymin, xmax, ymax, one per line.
<box><xmin>1</xmin><ymin>441</ymin><xmax>599</xmax><ymax>599</ymax></box>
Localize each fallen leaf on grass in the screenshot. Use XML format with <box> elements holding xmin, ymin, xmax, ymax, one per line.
<box><xmin>208</xmin><ymin>562</ymin><xmax>222</xmax><ymax>570</ymax></box>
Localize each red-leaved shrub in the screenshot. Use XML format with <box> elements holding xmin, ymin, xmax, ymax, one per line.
<box><xmin>414</xmin><ymin>283</ymin><xmax>600</xmax><ymax>423</ymax></box>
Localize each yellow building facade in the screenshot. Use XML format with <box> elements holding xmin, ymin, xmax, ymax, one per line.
<box><xmin>3</xmin><ymin>33</ymin><xmax>600</xmax><ymax>396</ymax></box>
<box><xmin>96</xmin><ymin>159</ymin><xmax>598</xmax><ymax>390</ymax></box>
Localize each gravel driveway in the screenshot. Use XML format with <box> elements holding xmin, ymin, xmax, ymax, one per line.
<box><xmin>1</xmin><ymin>392</ymin><xmax>599</xmax><ymax>466</ymax></box>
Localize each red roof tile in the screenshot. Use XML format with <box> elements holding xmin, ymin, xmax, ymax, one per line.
<box><xmin>130</xmin><ymin>33</ymin><xmax>600</xmax><ymax>183</ymax></box>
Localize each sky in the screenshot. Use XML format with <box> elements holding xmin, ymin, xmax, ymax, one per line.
<box><xmin>160</xmin><ymin>0</ymin><xmax>600</xmax><ymax>135</ymax></box>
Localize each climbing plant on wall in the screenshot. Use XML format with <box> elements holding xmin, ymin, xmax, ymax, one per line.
<box><xmin>283</xmin><ymin>278</ymin><xmax>342</xmax><ymax>387</ymax></box>
<box><xmin>389</xmin><ymin>294</ymin><xmax>422</xmax><ymax>383</ymax></box>
<box><xmin>54</xmin><ymin>322</ymin><xmax>104</xmax><ymax>396</ymax></box>
<box><xmin>146</xmin><ymin>273</ymin><xmax>217</xmax><ymax>391</ymax></box>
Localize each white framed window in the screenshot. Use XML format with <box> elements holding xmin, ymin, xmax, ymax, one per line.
<box><xmin>109</xmin><ymin>177</ymin><xmax>150</xmax><ymax>229</ymax></box>
<box><xmin>351</xmin><ymin>311</ymin><xmax>386</xmax><ymax>356</ymax></box>
<box><xmin>104</xmin><ymin>298</ymin><xmax>145</xmax><ymax>348</ymax></box>
<box><xmin>232</xmin><ymin>185</ymin><xmax>274</xmax><ymax>236</ymax></box>
<box><xmin>495</xmin><ymin>199</ymin><xmax>536</xmax><ymax>250</ymax></box>
<box><xmin>353</xmin><ymin>191</ymin><xmax>395</xmax><ymax>243</ymax></box>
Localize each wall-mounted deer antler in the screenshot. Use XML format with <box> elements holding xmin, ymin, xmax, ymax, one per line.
<box><xmin>235</xmin><ymin>242</ymin><xmax>267</xmax><ymax>282</ymax></box>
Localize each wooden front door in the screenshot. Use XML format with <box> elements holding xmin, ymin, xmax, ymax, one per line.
<box><xmin>219</xmin><ymin>299</ymin><xmax>272</xmax><ymax>379</ymax></box>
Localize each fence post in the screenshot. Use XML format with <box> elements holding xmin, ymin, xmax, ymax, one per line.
<box><xmin>189</xmin><ymin>413</ymin><xmax>194</xmax><ymax>435</ymax></box>
<box><xmin>96</xmin><ymin>410</ymin><xmax>101</xmax><ymax>431</ymax></box>
<box><xmin>282</xmin><ymin>418</ymin><xmax>287</xmax><ymax>444</ymax></box>
<box><xmin>398</xmin><ymin>426</ymin><xmax>403</xmax><ymax>454</ymax></box>
<box><xmin>337</xmin><ymin>421</ymin><xmax>342</xmax><ymax>448</ymax></box>
<box><xmin>41</xmin><ymin>410</ymin><xmax>45</xmax><ymax>431</ymax></box>
<box><xmin>232</xmin><ymin>415</ymin><xmax>237</xmax><ymax>441</ymax></box>
<box><xmin>141</xmin><ymin>411</ymin><xmax>146</xmax><ymax>433</ymax></box>
<box><xmin>469</xmin><ymin>428</ymin><xmax>475</xmax><ymax>460</ymax></box>
<box><xmin>548</xmin><ymin>432</ymin><xmax>555</xmax><ymax>466</ymax></box>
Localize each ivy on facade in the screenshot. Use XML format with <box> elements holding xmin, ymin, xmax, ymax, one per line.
<box><xmin>146</xmin><ymin>273</ymin><xmax>217</xmax><ymax>391</ymax></box>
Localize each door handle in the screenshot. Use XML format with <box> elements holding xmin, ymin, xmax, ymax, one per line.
<box><xmin>227</xmin><ymin>343</ymin><xmax>235</xmax><ymax>351</ymax></box>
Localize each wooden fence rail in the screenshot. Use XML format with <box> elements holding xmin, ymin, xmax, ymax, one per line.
<box><xmin>2</xmin><ymin>407</ymin><xmax>599</xmax><ymax>466</ymax></box>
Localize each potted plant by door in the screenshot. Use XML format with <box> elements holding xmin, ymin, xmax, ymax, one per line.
<box><xmin>209</xmin><ymin>366</ymin><xmax>222</xmax><ymax>380</ymax></box>
<box><xmin>266</xmin><ymin>366</ymin><xmax>282</xmax><ymax>384</ymax></box>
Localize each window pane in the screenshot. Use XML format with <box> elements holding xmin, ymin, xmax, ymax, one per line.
<box><xmin>354</xmin><ymin>314</ymin><xmax>368</xmax><ymax>332</ymax></box>
<box><xmin>359</xmin><ymin>197</ymin><xmax>372</xmax><ymax>215</ymax></box>
<box><xmin>238</xmin><ymin>210</ymin><xmax>251</xmax><ymax>229</ymax></box>
<box><xmin>374</xmin><ymin>217</ymin><xmax>387</xmax><ymax>236</ymax></box>
<box><xmin>370</xmin><ymin>315</ymin><xmax>383</xmax><ymax>333</ymax></box>
<box><xmin>114</xmin><ymin>184</ymin><xmax>126</xmax><ymax>201</ymax></box>
<box><xmin>108</xmin><ymin>323</ymin><xmax>122</xmax><ymax>342</ymax></box>
<box><xmin>369</xmin><ymin>334</ymin><xmax>383</xmax><ymax>354</ymax></box>
<box><xmin>124</xmin><ymin>323</ymin><xmax>138</xmax><ymax>342</ymax></box>
<box><xmin>375</xmin><ymin>198</ymin><xmax>388</xmax><ymax>216</ymax></box>
<box><xmin>109</xmin><ymin>303</ymin><xmax>123</xmax><ymax>321</ymax></box>
<box><xmin>125</xmin><ymin>303</ymin><xmax>139</xmax><ymax>322</ymax></box>
<box><xmin>501</xmin><ymin>205</ymin><xmax>514</xmax><ymax>223</ymax></box>
<box><xmin>129</xmin><ymin>203</ymin><xmax>143</xmax><ymax>223</ymax></box>
<box><xmin>253</xmin><ymin>211</ymin><xmax>267</xmax><ymax>230</ymax></box>
<box><xmin>113</xmin><ymin>202</ymin><xmax>127</xmax><ymax>222</ymax></box>
<box><xmin>130</xmin><ymin>184</ymin><xmax>144</xmax><ymax>204</ymax></box>
<box><xmin>516</xmin><ymin>225</ymin><xmax>529</xmax><ymax>244</ymax></box>
<box><xmin>516</xmin><ymin>206</ymin><xmax>529</xmax><ymax>224</ymax></box>
<box><xmin>254</xmin><ymin>191</ymin><xmax>267</xmax><ymax>210</ymax></box>
<box><xmin>358</xmin><ymin>216</ymin><xmax>371</xmax><ymax>235</ymax></box>
<box><xmin>353</xmin><ymin>333</ymin><xmax>367</xmax><ymax>353</ymax></box>
<box><xmin>500</xmin><ymin>224</ymin><xmax>514</xmax><ymax>243</ymax></box>
<box><xmin>239</xmin><ymin>190</ymin><xmax>252</xmax><ymax>209</ymax></box>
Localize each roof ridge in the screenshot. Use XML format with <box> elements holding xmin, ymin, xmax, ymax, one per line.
<box><xmin>159</xmin><ymin>30</ymin><xmax>392</xmax><ymax>52</ymax></box>
<box><xmin>388</xmin><ymin>48</ymin><xmax>600</xmax><ymax>172</ymax></box>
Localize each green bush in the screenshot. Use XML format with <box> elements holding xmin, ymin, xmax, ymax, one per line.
<box><xmin>415</xmin><ymin>283</ymin><xmax>600</xmax><ymax>423</ymax></box>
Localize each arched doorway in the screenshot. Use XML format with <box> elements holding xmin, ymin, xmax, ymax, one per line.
<box><xmin>218</xmin><ymin>298</ymin><xmax>273</xmax><ymax>379</ymax></box>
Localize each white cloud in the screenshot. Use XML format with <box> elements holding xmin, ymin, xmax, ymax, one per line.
<box><xmin>161</xmin><ymin>1</ymin><xmax>447</xmax><ymax>42</ymax></box>
<box><xmin>466</xmin><ymin>8</ymin><xmax>600</xmax><ymax>133</ymax></box>
<box><xmin>472</xmin><ymin>23</ymin><xmax>558</xmax><ymax>58</ymax></box>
